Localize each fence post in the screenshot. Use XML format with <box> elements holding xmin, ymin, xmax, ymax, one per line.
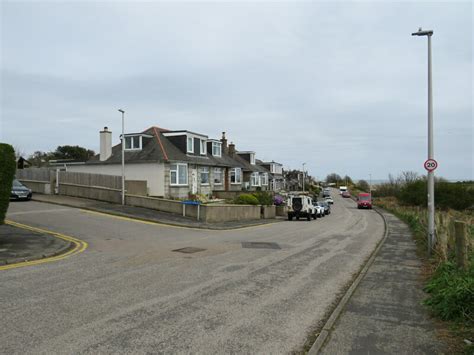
<box><xmin>454</xmin><ymin>220</ymin><xmax>468</xmax><ymax>271</ymax></box>
<box><xmin>435</xmin><ymin>213</ymin><xmax>447</xmax><ymax>261</ymax></box>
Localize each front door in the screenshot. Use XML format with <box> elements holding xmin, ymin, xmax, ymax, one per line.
<box><xmin>191</xmin><ymin>168</ymin><xmax>198</xmax><ymax>194</ymax></box>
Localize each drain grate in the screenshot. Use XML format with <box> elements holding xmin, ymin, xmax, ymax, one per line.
<box><xmin>172</xmin><ymin>247</ymin><xmax>206</xmax><ymax>254</ymax></box>
<box><xmin>241</xmin><ymin>242</ymin><xmax>281</xmax><ymax>250</ymax></box>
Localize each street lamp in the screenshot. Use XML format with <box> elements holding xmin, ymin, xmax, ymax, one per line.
<box><xmin>412</xmin><ymin>27</ymin><xmax>435</xmax><ymax>254</ymax></box>
<box><xmin>118</xmin><ymin>109</ymin><xmax>125</xmax><ymax>206</ymax></box>
<box><xmin>302</xmin><ymin>163</ymin><xmax>306</xmax><ymax>193</ymax></box>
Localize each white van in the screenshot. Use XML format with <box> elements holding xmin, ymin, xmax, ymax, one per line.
<box><xmin>339</xmin><ymin>186</ymin><xmax>347</xmax><ymax>195</ymax></box>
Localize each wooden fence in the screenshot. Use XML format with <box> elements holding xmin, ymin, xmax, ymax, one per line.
<box><xmin>58</xmin><ymin>171</ymin><xmax>122</xmax><ymax>189</ymax></box>
<box><xmin>16</xmin><ymin>168</ymin><xmax>52</xmax><ymax>182</ymax></box>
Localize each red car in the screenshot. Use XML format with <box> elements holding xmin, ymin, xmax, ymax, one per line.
<box><xmin>357</xmin><ymin>193</ymin><xmax>372</xmax><ymax>209</ymax></box>
<box><xmin>342</xmin><ymin>191</ymin><xmax>351</xmax><ymax>198</ymax></box>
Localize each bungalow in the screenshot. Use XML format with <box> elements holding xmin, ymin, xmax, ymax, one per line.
<box><xmin>257</xmin><ymin>160</ymin><xmax>284</xmax><ymax>192</ymax></box>
<box><xmin>67</xmin><ymin>127</ymin><xmax>245</xmax><ymax>199</ymax></box>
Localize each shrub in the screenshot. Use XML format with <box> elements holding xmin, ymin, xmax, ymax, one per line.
<box><xmin>234</xmin><ymin>194</ymin><xmax>259</xmax><ymax>205</ymax></box>
<box><xmin>252</xmin><ymin>191</ymin><xmax>273</xmax><ymax>206</ymax></box>
<box><xmin>274</xmin><ymin>195</ymin><xmax>284</xmax><ymax>206</ymax></box>
<box><xmin>0</xmin><ymin>143</ymin><xmax>16</xmax><ymax>224</ymax></box>
<box><xmin>423</xmin><ymin>260</ymin><xmax>474</xmax><ymax>323</ymax></box>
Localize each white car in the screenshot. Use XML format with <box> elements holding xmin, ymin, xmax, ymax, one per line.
<box><xmin>324</xmin><ymin>196</ymin><xmax>334</xmax><ymax>204</ymax></box>
<box><xmin>287</xmin><ymin>195</ymin><xmax>316</xmax><ymax>221</ymax></box>
<box><xmin>313</xmin><ymin>203</ymin><xmax>325</xmax><ymax>217</ymax></box>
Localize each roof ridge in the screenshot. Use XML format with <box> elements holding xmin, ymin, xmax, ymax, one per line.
<box><xmin>143</xmin><ymin>125</ymin><xmax>170</xmax><ymax>133</ymax></box>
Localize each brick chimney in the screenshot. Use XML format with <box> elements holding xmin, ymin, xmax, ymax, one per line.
<box><xmin>228</xmin><ymin>142</ymin><xmax>235</xmax><ymax>157</ymax></box>
<box><xmin>100</xmin><ymin>127</ymin><xmax>112</xmax><ymax>161</ymax></box>
<box><xmin>221</xmin><ymin>132</ymin><xmax>228</xmax><ymax>154</ymax></box>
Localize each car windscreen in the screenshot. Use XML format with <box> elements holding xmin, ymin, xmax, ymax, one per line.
<box><xmin>12</xmin><ymin>180</ymin><xmax>24</xmax><ymax>188</ymax></box>
<box><xmin>359</xmin><ymin>196</ymin><xmax>371</xmax><ymax>201</ymax></box>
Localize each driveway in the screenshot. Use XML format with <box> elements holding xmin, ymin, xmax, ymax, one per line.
<box><xmin>2</xmin><ymin>192</ymin><xmax>384</xmax><ymax>354</ymax></box>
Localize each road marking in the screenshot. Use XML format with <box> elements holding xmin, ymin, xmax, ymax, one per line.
<box><xmin>8</xmin><ymin>208</ymin><xmax>72</xmax><ymax>216</ymax></box>
<box><xmin>0</xmin><ymin>220</ymin><xmax>88</xmax><ymax>271</ymax></box>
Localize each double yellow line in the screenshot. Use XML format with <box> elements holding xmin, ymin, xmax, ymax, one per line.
<box><xmin>0</xmin><ymin>220</ymin><xmax>88</xmax><ymax>271</ymax></box>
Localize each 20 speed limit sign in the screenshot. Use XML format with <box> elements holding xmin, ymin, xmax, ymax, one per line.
<box><xmin>424</xmin><ymin>159</ymin><xmax>438</xmax><ymax>172</ymax></box>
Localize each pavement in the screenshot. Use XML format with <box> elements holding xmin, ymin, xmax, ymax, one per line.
<box><xmin>0</xmin><ymin>221</ymin><xmax>71</xmax><ymax>265</ymax></box>
<box><xmin>317</xmin><ymin>208</ymin><xmax>447</xmax><ymax>354</ymax></box>
<box><xmin>32</xmin><ymin>194</ymin><xmax>280</xmax><ymax>230</ymax></box>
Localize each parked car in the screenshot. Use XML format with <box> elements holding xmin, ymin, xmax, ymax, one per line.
<box><xmin>317</xmin><ymin>201</ymin><xmax>331</xmax><ymax>215</ymax></box>
<box><xmin>322</xmin><ymin>188</ymin><xmax>331</xmax><ymax>198</ymax></box>
<box><xmin>342</xmin><ymin>191</ymin><xmax>351</xmax><ymax>198</ymax></box>
<box><xmin>10</xmin><ymin>179</ymin><xmax>32</xmax><ymax>201</ymax></box>
<box><xmin>287</xmin><ymin>195</ymin><xmax>315</xmax><ymax>221</ymax></box>
<box><xmin>324</xmin><ymin>196</ymin><xmax>334</xmax><ymax>204</ymax></box>
<box><xmin>357</xmin><ymin>193</ymin><xmax>372</xmax><ymax>209</ymax></box>
<box><xmin>313</xmin><ymin>202</ymin><xmax>325</xmax><ymax>218</ymax></box>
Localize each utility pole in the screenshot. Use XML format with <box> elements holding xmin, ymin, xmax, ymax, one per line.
<box><xmin>302</xmin><ymin>163</ymin><xmax>306</xmax><ymax>192</ymax></box>
<box><xmin>412</xmin><ymin>27</ymin><xmax>435</xmax><ymax>254</ymax></box>
<box><xmin>118</xmin><ymin>109</ymin><xmax>125</xmax><ymax>206</ymax></box>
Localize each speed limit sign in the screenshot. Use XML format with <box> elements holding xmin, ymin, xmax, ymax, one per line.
<box><xmin>424</xmin><ymin>159</ymin><xmax>438</xmax><ymax>172</ymax></box>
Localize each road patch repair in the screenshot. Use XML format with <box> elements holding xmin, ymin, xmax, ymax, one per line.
<box><xmin>241</xmin><ymin>241</ymin><xmax>281</xmax><ymax>249</ymax></box>
<box><xmin>0</xmin><ymin>220</ymin><xmax>87</xmax><ymax>271</ymax></box>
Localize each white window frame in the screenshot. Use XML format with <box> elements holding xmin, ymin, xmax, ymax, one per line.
<box><xmin>230</xmin><ymin>168</ymin><xmax>242</xmax><ymax>184</ymax></box>
<box><xmin>124</xmin><ymin>135</ymin><xmax>142</xmax><ymax>151</ymax></box>
<box><xmin>250</xmin><ymin>153</ymin><xmax>255</xmax><ymax>165</ymax></box>
<box><xmin>212</xmin><ymin>142</ymin><xmax>222</xmax><ymax>157</ymax></box>
<box><xmin>170</xmin><ymin>163</ymin><xmax>188</xmax><ymax>186</ymax></box>
<box><xmin>271</xmin><ymin>164</ymin><xmax>275</xmax><ymax>173</ymax></box>
<box><xmin>261</xmin><ymin>173</ymin><xmax>268</xmax><ymax>186</ymax></box>
<box><xmin>213</xmin><ymin>167</ymin><xmax>223</xmax><ymax>185</ymax></box>
<box><xmin>200</xmin><ymin>166</ymin><xmax>210</xmax><ymax>185</ymax></box>
<box><xmin>250</xmin><ymin>172</ymin><xmax>261</xmax><ymax>187</ymax></box>
<box><xmin>200</xmin><ymin>139</ymin><xmax>207</xmax><ymax>155</ymax></box>
<box><xmin>187</xmin><ymin>137</ymin><xmax>194</xmax><ymax>153</ymax></box>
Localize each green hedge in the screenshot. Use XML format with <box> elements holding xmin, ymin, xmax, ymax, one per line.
<box><xmin>0</xmin><ymin>144</ymin><xmax>16</xmax><ymax>224</ymax></box>
<box><xmin>234</xmin><ymin>194</ymin><xmax>259</xmax><ymax>205</ymax></box>
<box><xmin>252</xmin><ymin>191</ymin><xmax>273</xmax><ymax>206</ymax></box>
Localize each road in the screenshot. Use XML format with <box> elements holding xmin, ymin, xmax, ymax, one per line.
<box><xmin>1</xmin><ymin>192</ymin><xmax>384</xmax><ymax>354</ymax></box>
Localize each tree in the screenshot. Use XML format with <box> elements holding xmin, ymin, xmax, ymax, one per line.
<box><xmin>357</xmin><ymin>180</ymin><xmax>370</xmax><ymax>192</ymax></box>
<box><xmin>28</xmin><ymin>151</ymin><xmax>52</xmax><ymax>167</ymax></box>
<box><xmin>0</xmin><ymin>144</ymin><xmax>16</xmax><ymax>224</ymax></box>
<box><xmin>343</xmin><ymin>175</ymin><xmax>353</xmax><ymax>186</ymax></box>
<box><xmin>326</xmin><ymin>173</ymin><xmax>342</xmax><ymax>184</ymax></box>
<box><xmin>51</xmin><ymin>145</ymin><xmax>95</xmax><ymax>161</ymax></box>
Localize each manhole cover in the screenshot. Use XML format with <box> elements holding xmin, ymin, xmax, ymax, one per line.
<box><xmin>241</xmin><ymin>242</ymin><xmax>281</xmax><ymax>250</ymax></box>
<box><xmin>172</xmin><ymin>247</ymin><xmax>206</xmax><ymax>254</ymax></box>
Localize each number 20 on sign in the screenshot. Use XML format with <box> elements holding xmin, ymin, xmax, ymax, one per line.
<box><xmin>424</xmin><ymin>159</ymin><xmax>438</xmax><ymax>172</ymax></box>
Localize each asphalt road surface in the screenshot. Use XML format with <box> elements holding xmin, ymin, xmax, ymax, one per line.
<box><xmin>2</xmin><ymin>191</ymin><xmax>384</xmax><ymax>354</ymax></box>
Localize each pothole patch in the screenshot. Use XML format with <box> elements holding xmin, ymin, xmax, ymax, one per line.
<box><xmin>172</xmin><ymin>247</ymin><xmax>206</xmax><ymax>254</ymax></box>
<box><xmin>241</xmin><ymin>242</ymin><xmax>281</xmax><ymax>250</ymax></box>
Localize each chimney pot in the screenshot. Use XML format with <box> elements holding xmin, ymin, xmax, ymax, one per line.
<box><xmin>100</xmin><ymin>127</ymin><xmax>112</xmax><ymax>161</ymax></box>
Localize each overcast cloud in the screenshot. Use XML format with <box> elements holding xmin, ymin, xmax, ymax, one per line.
<box><xmin>1</xmin><ymin>1</ymin><xmax>472</xmax><ymax>180</ymax></box>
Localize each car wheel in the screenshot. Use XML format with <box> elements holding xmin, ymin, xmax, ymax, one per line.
<box><xmin>307</xmin><ymin>213</ymin><xmax>311</xmax><ymax>221</ymax></box>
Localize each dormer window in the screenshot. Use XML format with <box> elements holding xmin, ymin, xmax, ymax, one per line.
<box><xmin>200</xmin><ymin>139</ymin><xmax>207</xmax><ymax>155</ymax></box>
<box><xmin>250</xmin><ymin>153</ymin><xmax>255</xmax><ymax>165</ymax></box>
<box><xmin>125</xmin><ymin>135</ymin><xmax>141</xmax><ymax>150</ymax></box>
<box><xmin>212</xmin><ymin>142</ymin><xmax>222</xmax><ymax>157</ymax></box>
<box><xmin>187</xmin><ymin>137</ymin><xmax>194</xmax><ymax>153</ymax></box>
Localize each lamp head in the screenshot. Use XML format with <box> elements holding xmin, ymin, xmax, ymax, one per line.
<box><xmin>411</xmin><ymin>27</ymin><xmax>433</xmax><ymax>36</ymax></box>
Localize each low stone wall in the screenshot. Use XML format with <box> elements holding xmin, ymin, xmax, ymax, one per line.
<box><xmin>58</xmin><ymin>183</ymin><xmax>122</xmax><ymax>204</ymax></box>
<box><xmin>125</xmin><ymin>194</ymin><xmax>261</xmax><ymax>223</ymax></box>
<box><xmin>126</xmin><ymin>195</ymin><xmax>183</xmax><ymax>215</ymax></box>
<box><xmin>275</xmin><ymin>205</ymin><xmax>288</xmax><ymax>217</ymax></box>
<box><xmin>203</xmin><ymin>204</ymin><xmax>261</xmax><ymax>223</ymax></box>
<box><xmin>19</xmin><ymin>180</ymin><xmax>52</xmax><ymax>195</ymax></box>
<box><xmin>125</xmin><ymin>180</ymin><xmax>147</xmax><ymax>196</ymax></box>
<box><xmin>261</xmin><ymin>205</ymin><xmax>276</xmax><ymax>219</ymax></box>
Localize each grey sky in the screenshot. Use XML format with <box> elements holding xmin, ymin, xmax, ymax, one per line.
<box><xmin>1</xmin><ymin>1</ymin><xmax>472</xmax><ymax>180</ymax></box>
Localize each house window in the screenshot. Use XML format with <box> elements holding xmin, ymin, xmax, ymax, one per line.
<box><xmin>200</xmin><ymin>139</ymin><xmax>207</xmax><ymax>155</ymax></box>
<box><xmin>250</xmin><ymin>153</ymin><xmax>255</xmax><ymax>165</ymax></box>
<box><xmin>200</xmin><ymin>167</ymin><xmax>209</xmax><ymax>185</ymax></box>
<box><xmin>212</xmin><ymin>142</ymin><xmax>222</xmax><ymax>157</ymax></box>
<box><xmin>251</xmin><ymin>172</ymin><xmax>261</xmax><ymax>186</ymax></box>
<box><xmin>170</xmin><ymin>163</ymin><xmax>188</xmax><ymax>186</ymax></box>
<box><xmin>230</xmin><ymin>168</ymin><xmax>242</xmax><ymax>184</ymax></box>
<box><xmin>261</xmin><ymin>173</ymin><xmax>268</xmax><ymax>186</ymax></box>
<box><xmin>125</xmin><ymin>136</ymin><xmax>141</xmax><ymax>150</ymax></box>
<box><xmin>214</xmin><ymin>168</ymin><xmax>223</xmax><ymax>185</ymax></box>
<box><xmin>187</xmin><ymin>137</ymin><xmax>194</xmax><ymax>153</ymax></box>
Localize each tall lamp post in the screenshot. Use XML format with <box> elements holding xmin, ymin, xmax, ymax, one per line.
<box><xmin>412</xmin><ymin>27</ymin><xmax>435</xmax><ymax>254</ymax></box>
<box><xmin>302</xmin><ymin>163</ymin><xmax>306</xmax><ymax>192</ymax></box>
<box><xmin>118</xmin><ymin>109</ymin><xmax>125</xmax><ymax>206</ymax></box>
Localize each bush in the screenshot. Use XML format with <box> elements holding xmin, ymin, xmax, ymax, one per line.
<box><xmin>234</xmin><ymin>194</ymin><xmax>259</xmax><ymax>205</ymax></box>
<box><xmin>423</xmin><ymin>260</ymin><xmax>474</xmax><ymax>323</ymax></box>
<box><xmin>0</xmin><ymin>144</ymin><xmax>16</xmax><ymax>224</ymax></box>
<box><xmin>252</xmin><ymin>191</ymin><xmax>273</xmax><ymax>206</ymax></box>
<box><xmin>274</xmin><ymin>195</ymin><xmax>284</xmax><ymax>206</ymax></box>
